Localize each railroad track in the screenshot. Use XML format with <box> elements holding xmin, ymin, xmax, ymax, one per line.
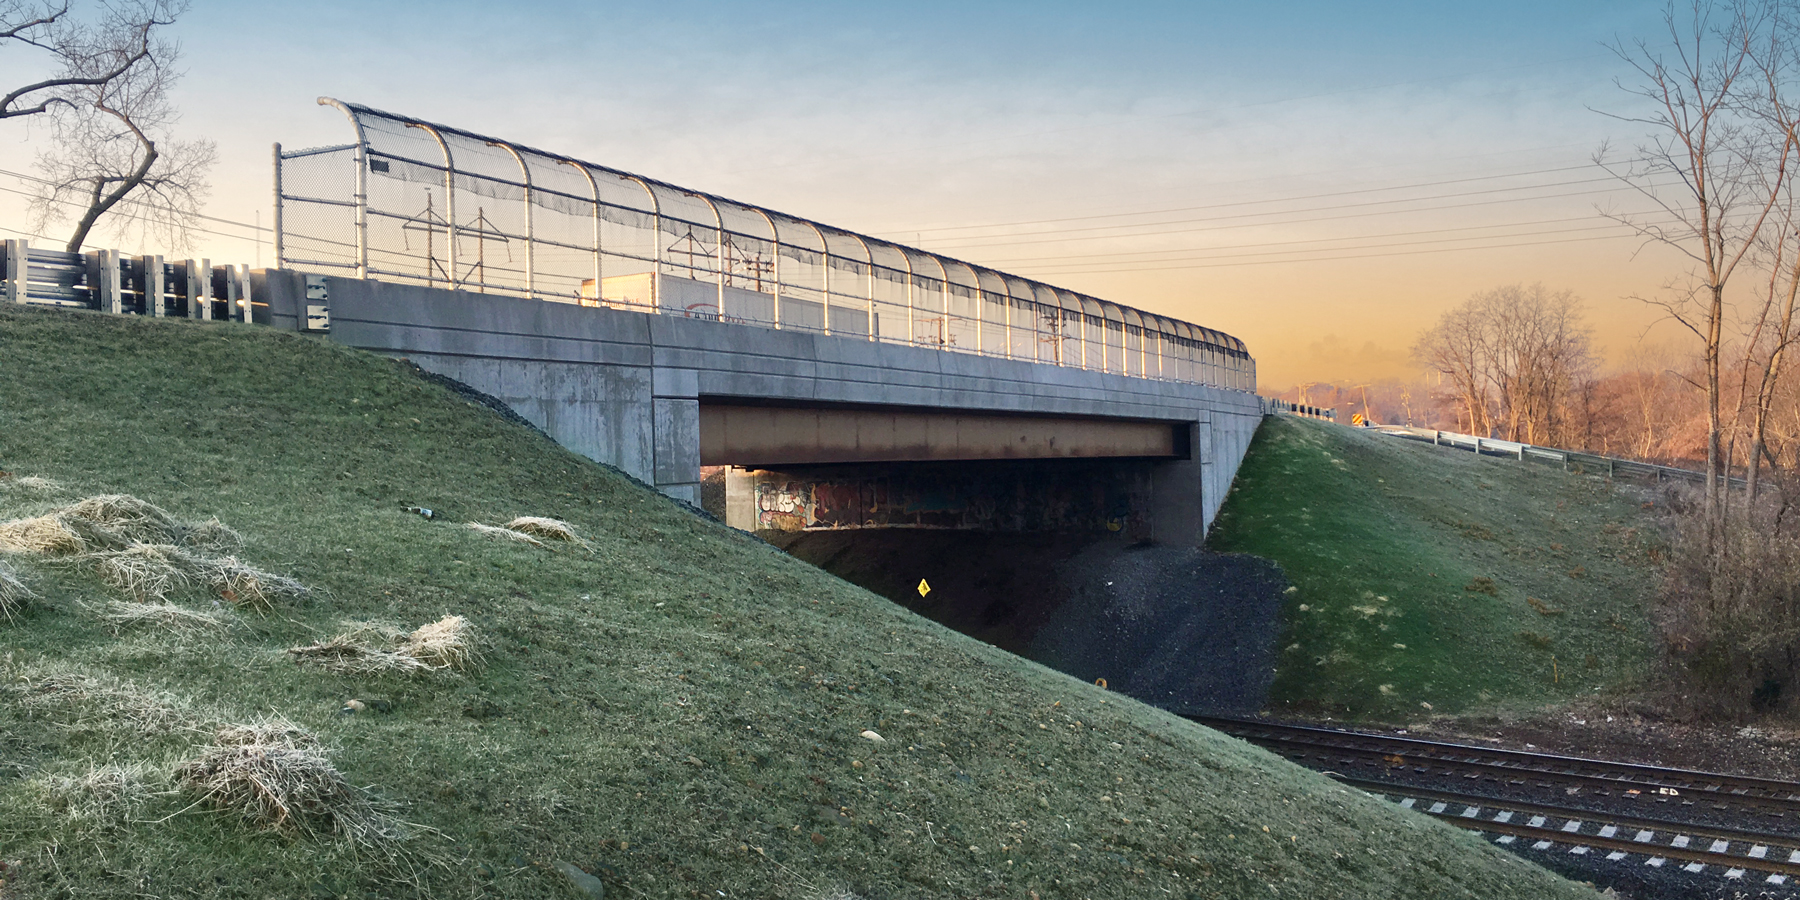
<box><xmin>1189</xmin><ymin>715</ymin><xmax>1800</xmax><ymax>885</ymax></box>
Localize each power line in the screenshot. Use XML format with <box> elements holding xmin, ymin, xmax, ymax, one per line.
<box><xmin>0</xmin><ymin>223</ymin><xmax>54</xmax><ymax>241</ymax></box>
<box><xmin>905</xmin><ymin>174</ymin><xmax>1642</xmax><ymax>249</ymax></box>
<box><xmin>909</xmin><ymin>182</ymin><xmax>1680</xmax><ymax>254</ymax></box>
<box><xmin>852</xmin><ymin>141</ymin><xmax>1606</xmax><ymax>235</ymax></box>
<box><xmin>1013</xmin><ymin>222</ymin><xmax>1643</xmax><ymax>272</ymax></box>
<box><xmin>0</xmin><ymin>167</ymin><xmax>269</xmax><ymax>234</ymax></box>
<box><xmin>897</xmin><ymin>162</ymin><xmax>1622</xmax><ymax>236</ymax></box>
<box><xmin>1010</xmin><ymin>231</ymin><xmax>1642</xmax><ymax>275</ymax></box>
<box><xmin>969</xmin><ymin>211</ymin><xmax>1677</xmax><ymax>266</ymax></box>
<box><xmin>0</xmin><ymin>182</ymin><xmax>262</xmax><ymax>248</ymax></box>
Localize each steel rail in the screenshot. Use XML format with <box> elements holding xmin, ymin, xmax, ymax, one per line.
<box><xmin>1337</xmin><ymin>776</ymin><xmax>1800</xmax><ymax>859</ymax></box>
<box><xmin>1348</xmin><ymin>781</ymin><xmax>1800</xmax><ymax>878</ymax></box>
<box><xmin>1191</xmin><ymin>716</ymin><xmax>1800</xmax><ymax>805</ymax></box>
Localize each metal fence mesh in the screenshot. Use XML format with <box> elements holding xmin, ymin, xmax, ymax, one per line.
<box><xmin>276</xmin><ymin>98</ymin><xmax>1253</xmax><ymax>389</ymax></box>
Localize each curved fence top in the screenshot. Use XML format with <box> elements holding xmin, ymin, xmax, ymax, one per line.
<box><xmin>274</xmin><ymin>98</ymin><xmax>1254</xmax><ymax>390</ymax></box>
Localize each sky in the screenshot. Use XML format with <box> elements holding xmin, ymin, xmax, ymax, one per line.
<box><xmin>0</xmin><ymin>0</ymin><xmax>1700</xmax><ymax>389</ymax></box>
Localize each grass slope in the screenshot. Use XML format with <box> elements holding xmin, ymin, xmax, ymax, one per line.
<box><xmin>1207</xmin><ymin>416</ymin><xmax>1661</xmax><ymax>723</ymax></box>
<box><xmin>0</xmin><ymin>305</ymin><xmax>1596</xmax><ymax>900</ymax></box>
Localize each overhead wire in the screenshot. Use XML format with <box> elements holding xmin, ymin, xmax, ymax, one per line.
<box><xmin>0</xmin><ymin>182</ymin><xmax>264</xmax><ymax>247</ymax></box>
<box><xmin>1012</xmin><ymin>232</ymin><xmax>1648</xmax><ymax>275</ymax></box>
<box><xmin>0</xmin><ymin>147</ymin><xmax>1673</xmax><ymax>275</ymax></box>
<box><xmin>899</xmin><ymin>162</ymin><xmax>1625</xmax><ymax>235</ymax></box>
<box><xmin>1015</xmin><ymin>221</ymin><xmax>1670</xmax><ymax>273</ymax></box>
<box><xmin>0</xmin><ymin>167</ymin><xmax>270</xmax><ymax>248</ymax></box>
<box><xmin>970</xmin><ymin>211</ymin><xmax>1676</xmax><ymax>266</ymax></box>
<box><xmin>908</xmin><ymin>175</ymin><xmax>1661</xmax><ymax>249</ymax></box>
<box><xmin>903</xmin><ymin>181</ymin><xmax>1680</xmax><ymax>257</ymax></box>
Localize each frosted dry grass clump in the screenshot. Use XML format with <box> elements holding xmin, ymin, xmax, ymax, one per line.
<box><xmin>178</xmin><ymin>720</ymin><xmax>398</xmax><ymax>843</ymax></box>
<box><xmin>0</xmin><ymin>475</ymin><xmax>64</xmax><ymax>495</ymax></box>
<box><xmin>60</xmin><ymin>495</ymin><xmax>185</xmax><ymax>544</ymax></box>
<box><xmin>0</xmin><ymin>558</ymin><xmax>32</xmax><ymax>619</ymax></box>
<box><xmin>192</xmin><ymin>555</ymin><xmax>308</xmax><ymax>608</ymax></box>
<box><xmin>9</xmin><ymin>671</ymin><xmax>194</xmax><ymax>735</ymax></box>
<box><xmin>33</xmin><ymin>762</ymin><xmax>163</xmax><ymax>834</ymax></box>
<box><xmin>0</xmin><ymin>495</ymin><xmax>244</xmax><ymax>558</ymax></box>
<box><xmin>89</xmin><ymin>543</ymin><xmax>194</xmax><ymax>602</ymax></box>
<box><xmin>95</xmin><ymin>599</ymin><xmax>230</xmax><ymax>635</ymax></box>
<box><xmin>289</xmin><ymin>616</ymin><xmax>479</xmax><ymax>674</ymax></box>
<box><xmin>180</xmin><ymin>517</ymin><xmax>244</xmax><ymax>553</ymax></box>
<box><xmin>465</xmin><ymin>521</ymin><xmax>546</xmax><ymax>548</ymax></box>
<box><xmin>82</xmin><ymin>542</ymin><xmax>305</xmax><ymax>607</ymax></box>
<box><xmin>0</xmin><ymin>513</ymin><xmax>90</xmax><ymax>555</ymax></box>
<box><xmin>504</xmin><ymin>516</ymin><xmax>581</xmax><ymax>544</ymax></box>
<box><xmin>288</xmin><ymin>633</ymin><xmax>430</xmax><ymax>675</ymax></box>
<box><xmin>404</xmin><ymin>615</ymin><xmax>479</xmax><ymax>671</ymax></box>
<box><xmin>467</xmin><ymin>516</ymin><xmax>591</xmax><ymax>551</ymax></box>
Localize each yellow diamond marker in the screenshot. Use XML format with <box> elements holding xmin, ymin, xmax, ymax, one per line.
<box><xmin>917</xmin><ymin>579</ymin><xmax>931</xmax><ymax>597</ymax></box>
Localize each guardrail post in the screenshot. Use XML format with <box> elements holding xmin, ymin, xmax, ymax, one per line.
<box><xmin>183</xmin><ymin>259</ymin><xmax>203</xmax><ymax>319</ymax></box>
<box><xmin>229</xmin><ymin>265</ymin><xmax>250</xmax><ymax>323</ymax></box>
<box><xmin>2</xmin><ymin>239</ymin><xmax>24</xmax><ymax>304</ymax></box>
<box><xmin>142</xmin><ymin>254</ymin><xmax>165</xmax><ymax>317</ymax></box>
<box><xmin>97</xmin><ymin>249</ymin><xmax>121</xmax><ymax>314</ymax></box>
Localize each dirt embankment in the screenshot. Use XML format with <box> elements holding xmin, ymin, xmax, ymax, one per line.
<box><xmin>764</xmin><ymin>529</ymin><xmax>1287</xmax><ymax>715</ymax></box>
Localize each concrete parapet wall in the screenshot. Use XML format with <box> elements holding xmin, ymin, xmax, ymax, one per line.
<box><xmin>272</xmin><ymin>274</ymin><xmax>1262</xmax><ymax>542</ymax></box>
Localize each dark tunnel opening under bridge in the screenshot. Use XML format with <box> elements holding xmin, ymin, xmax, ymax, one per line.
<box><xmin>700</xmin><ymin>459</ymin><xmax>1288</xmax><ymax>716</ymax></box>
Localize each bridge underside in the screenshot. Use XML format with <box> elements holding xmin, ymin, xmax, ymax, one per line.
<box><xmin>701</xmin><ymin>402</ymin><xmax>1200</xmax><ymax>542</ymax></box>
<box><xmin>714</xmin><ymin>458</ymin><xmax>1162</xmax><ymax>539</ymax></box>
<box><xmin>700</xmin><ymin>402</ymin><xmax>1184</xmax><ymax>467</ymax></box>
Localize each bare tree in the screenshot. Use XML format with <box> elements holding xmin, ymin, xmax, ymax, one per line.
<box><xmin>1414</xmin><ymin>285</ymin><xmax>1597</xmax><ymax>445</ymax></box>
<box><xmin>1617</xmin><ymin>342</ymin><xmax>1703</xmax><ymax>463</ymax></box>
<box><xmin>1598</xmin><ymin>0</ymin><xmax>1793</xmax><ymax>512</ymax></box>
<box><xmin>1414</xmin><ymin>302</ymin><xmax>1493</xmax><ymax>435</ymax></box>
<box><xmin>2</xmin><ymin>0</ymin><xmax>212</xmax><ymax>251</ymax></box>
<box><xmin>1</xmin><ymin>1</ymin><xmax>156</xmax><ymax>121</ymax></box>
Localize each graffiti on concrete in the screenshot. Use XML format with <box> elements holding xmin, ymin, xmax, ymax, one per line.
<box><xmin>752</xmin><ymin>461</ymin><xmax>1151</xmax><ymax>535</ymax></box>
<box><xmin>755</xmin><ymin>481</ymin><xmax>812</xmax><ymax>531</ymax></box>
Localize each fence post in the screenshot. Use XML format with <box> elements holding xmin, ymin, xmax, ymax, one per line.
<box><xmin>223</xmin><ymin>265</ymin><xmax>240</xmax><ymax>321</ymax></box>
<box><xmin>233</xmin><ymin>265</ymin><xmax>251</xmax><ymax>323</ymax></box>
<box><xmin>2</xmin><ymin>239</ymin><xmax>24</xmax><ymax>304</ymax></box>
<box><xmin>142</xmin><ymin>255</ymin><xmax>165</xmax><ymax>317</ymax></box>
<box><xmin>272</xmin><ymin>143</ymin><xmax>284</xmax><ymax>269</ymax></box>
<box><xmin>183</xmin><ymin>259</ymin><xmax>200</xmax><ymax>319</ymax></box>
<box><xmin>98</xmin><ymin>249</ymin><xmax>121</xmax><ymax>314</ymax></box>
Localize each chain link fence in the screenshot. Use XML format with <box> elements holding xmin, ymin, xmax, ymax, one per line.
<box><xmin>276</xmin><ymin>98</ymin><xmax>1254</xmax><ymax>390</ymax></box>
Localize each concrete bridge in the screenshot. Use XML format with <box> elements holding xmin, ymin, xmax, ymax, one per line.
<box><xmin>252</xmin><ymin>273</ymin><xmax>1263</xmax><ymax>545</ymax></box>
<box><xmin>0</xmin><ymin>238</ymin><xmax>1264</xmax><ymax>544</ymax></box>
<box><xmin>5</xmin><ymin>92</ymin><xmax>1271</xmax><ymax>545</ymax></box>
